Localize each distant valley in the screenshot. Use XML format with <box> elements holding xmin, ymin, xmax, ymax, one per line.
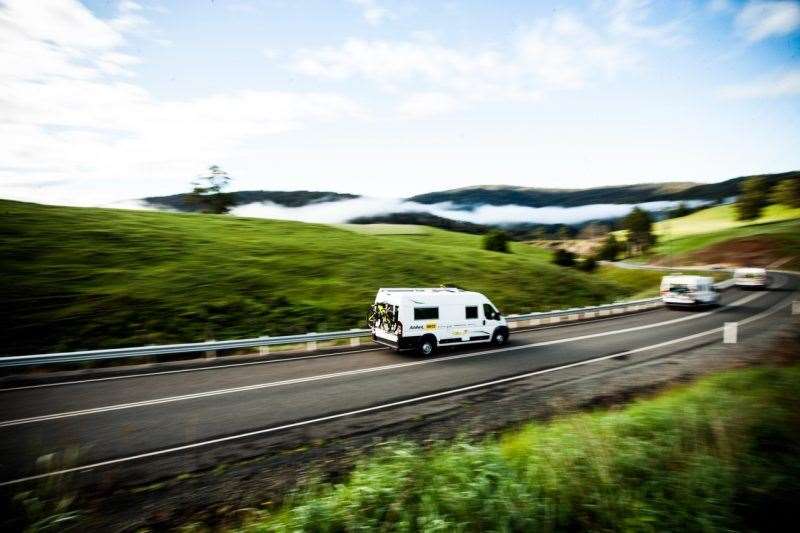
<box><xmin>142</xmin><ymin>170</ymin><xmax>798</xmax><ymax>236</ymax></box>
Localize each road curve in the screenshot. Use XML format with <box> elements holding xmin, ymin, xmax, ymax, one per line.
<box><xmin>0</xmin><ymin>273</ymin><xmax>797</xmax><ymax>485</ymax></box>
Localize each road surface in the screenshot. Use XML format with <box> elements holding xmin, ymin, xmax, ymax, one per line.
<box><xmin>0</xmin><ymin>273</ymin><xmax>796</xmax><ymax>486</ymax></box>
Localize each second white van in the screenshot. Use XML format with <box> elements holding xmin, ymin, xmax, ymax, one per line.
<box><xmin>660</xmin><ymin>275</ymin><xmax>720</xmax><ymax>308</ymax></box>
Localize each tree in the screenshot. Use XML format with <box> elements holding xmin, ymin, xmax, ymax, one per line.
<box><xmin>188</xmin><ymin>165</ymin><xmax>235</xmax><ymax>214</ymax></box>
<box><xmin>577</xmin><ymin>255</ymin><xmax>598</xmax><ymax>272</ymax></box>
<box><xmin>597</xmin><ymin>233</ymin><xmax>621</xmax><ymax>261</ymax></box>
<box><xmin>770</xmin><ymin>178</ymin><xmax>800</xmax><ymax>208</ymax></box>
<box><xmin>735</xmin><ymin>176</ymin><xmax>768</xmax><ymax>221</ymax></box>
<box><xmin>669</xmin><ymin>202</ymin><xmax>692</xmax><ymax>219</ymax></box>
<box><xmin>482</xmin><ymin>230</ymin><xmax>510</xmax><ymax>253</ymax></box>
<box><xmin>552</xmin><ymin>248</ymin><xmax>576</xmax><ymax>267</ymax></box>
<box><xmin>622</xmin><ymin>207</ymin><xmax>655</xmax><ymax>254</ymax></box>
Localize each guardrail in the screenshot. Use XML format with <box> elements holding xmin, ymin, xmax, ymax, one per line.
<box><xmin>0</xmin><ymin>279</ymin><xmax>734</xmax><ymax>369</ymax></box>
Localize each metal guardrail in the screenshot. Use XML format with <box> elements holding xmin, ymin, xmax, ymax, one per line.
<box><xmin>0</xmin><ymin>279</ymin><xmax>733</xmax><ymax>368</ymax></box>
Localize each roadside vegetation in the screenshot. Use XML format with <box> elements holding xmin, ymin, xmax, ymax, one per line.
<box><xmin>237</xmin><ymin>363</ymin><xmax>800</xmax><ymax>532</ymax></box>
<box><xmin>1</xmin><ymin>200</ymin><xmax>664</xmax><ymax>355</ymax></box>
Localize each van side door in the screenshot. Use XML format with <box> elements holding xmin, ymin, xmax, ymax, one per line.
<box><xmin>463</xmin><ymin>304</ymin><xmax>486</xmax><ymax>342</ymax></box>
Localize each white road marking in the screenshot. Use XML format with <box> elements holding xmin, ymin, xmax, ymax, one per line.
<box><xmin>0</xmin><ymin>289</ymin><xmax>791</xmax><ymax>488</ymax></box>
<box><xmin>0</xmin><ymin>287</ymin><xmax>775</xmax><ymax>428</ymax></box>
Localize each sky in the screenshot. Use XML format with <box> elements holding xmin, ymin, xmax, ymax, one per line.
<box><xmin>1</xmin><ymin>0</ymin><xmax>799</xmax><ymax>206</ymax></box>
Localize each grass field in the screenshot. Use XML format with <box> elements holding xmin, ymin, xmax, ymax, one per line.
<box><xmin>646</xmin><ymin>204</ymin><xmax>800</xmax><ymax>267</ymax></box>
<box><xmin>237</xmin><ymin>363</ymin><xmax>800</xmax><ymax>531</ymax></box>
<box><xmin>1</xmin><ymin>200</ymin><xmax>663</xmax><ymax>355</ymax></box>
<box><xmin>654</xmin><ymin>203</ymin><xmax>800</xmax><ymax>239</ymax></box>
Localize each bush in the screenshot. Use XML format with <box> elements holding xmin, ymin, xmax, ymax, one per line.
<box><xmin>577</xmin><ymin>256</ymin><xmax>597</xmax><ymax>272</ymax></box>
<box><xmin>736</xmin><ymin>176</ymin><xmax>769</xmax><ymax>221</ymax></box>
<box><xmin>770</xmin><ymin>178</ymin><xmax>800</xmax><ymax>208</ymax></box>
<box><xmin>552</xmin><ymin>248</ymin><xmax>576</xmax><ymax>267</ymax></box>
<box><xmin>597</xmin><ymin>234</ymin><xmax>620</xmax><ymax>261</ymax></box>
<box><xmin>482</xmin><ymin>230</ymin><xmax>510</xmax><ymax>253</ymax></box>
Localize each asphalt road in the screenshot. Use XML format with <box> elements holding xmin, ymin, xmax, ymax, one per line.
<box><xmin>0</xmin><ymin>273</ymin><xmax>797</xmax><ymax>485</ymax></box>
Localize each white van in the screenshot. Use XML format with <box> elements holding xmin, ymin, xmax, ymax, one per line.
<box><xmin>733</xmin><ymin>267</ymin><xmax>768</xmax><ymax>289</ymax></box>
<box><xmin>660</xmin><ymin>275</ymin><xmax>720</xmax><ymax>308</ymax></box>
<box><xmin>369</xmin><ymin>288</ymin><xmax>509</xmax><ymax>355</ymax></box>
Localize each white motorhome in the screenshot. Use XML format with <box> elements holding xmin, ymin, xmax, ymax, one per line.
<box><xmin>733</xmin><ymin>267</ymin><xmax>768</xmax><ymax>289</ymax></box>
<box><xmin>660</xmin><ymin>275</ymin><xmax>720</xmax><ymax>308</ymax></box>
<box><xmin>369</xmin><ymin>288</ymin><xmax>509</xmax><ymax>355</ymax></box>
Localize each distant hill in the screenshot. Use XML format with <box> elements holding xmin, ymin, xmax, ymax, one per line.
<box><xmin>408</xmin><ymin>171</ymin><xmax>799</xmax><ymax>208</ymax></box>
<box><xmin>145</xmin><ymin>190</ymin><xmax>359</xmax><ymax>211</ymax></box>
<box><xmin>348</xmin><ymin>212</ymin><xmax>593</xmax><ymax>239</ymax></box>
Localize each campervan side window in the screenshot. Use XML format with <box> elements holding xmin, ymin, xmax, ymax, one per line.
<box><xmin>483</xmin><ymin>303</ymin><xmax>497</xmax><ymax>319</ymax></box>
<box><xmin>465</xmin><ymin>306</ymin><xmax>478</xmax><ymax>319</ymax></box>
<box><xmin>414</xmin><ymin>307</ymin><xmax>439</xmax><ymax>320</ymax></box>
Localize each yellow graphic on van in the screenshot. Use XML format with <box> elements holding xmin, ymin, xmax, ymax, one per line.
<box><xmin>425</xmin><ymin>322</ymin><xmax>437</xmax><ymax>331</ymax></box>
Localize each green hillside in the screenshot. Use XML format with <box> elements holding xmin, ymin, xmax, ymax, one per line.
<box><xmin>654</xmin><ymin>203</ymin><xmax>800</xmax><ymax>239</ymax></box>
<box><xmin>0</xmin><ymin>200</ymin><xmax>663</xmax><ymax>355</ymax></box>
<box><xmin>647</xmin><ymin>204</ymin><xmax>800</xmax><ymax>268</ymax></box>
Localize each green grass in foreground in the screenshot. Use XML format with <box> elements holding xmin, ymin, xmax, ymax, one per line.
<box><xmin>0</xmin><ymin>200</ymin><xmax>663</xmax><ymax>355</ymax></box>
<box><xmin>238</xmin><ymin>364</ymin><xmax>800</xmax><ymax>532</ymax></box>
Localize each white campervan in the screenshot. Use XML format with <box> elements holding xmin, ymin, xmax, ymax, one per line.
<box><xmin>660</xmin><ymin>275</ymin><xmax>719</xmax><ymax>308</ymax></box>
<box><xmin>733</xmin><ymin>267</ymin><xmax>768</xmax><ymax>289</ymax></box>
<box><xmin>369</xmin><ymin>288</ymin><xmax>509</xmax><ymax>355</ymax></box>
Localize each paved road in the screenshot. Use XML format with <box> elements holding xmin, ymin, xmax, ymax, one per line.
<box><xmin>0</xmin><ymin>274</ymin><xmax>797</xmax><ymax>485</ymax></box>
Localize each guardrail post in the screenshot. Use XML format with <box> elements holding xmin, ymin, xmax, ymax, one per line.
<box><xmin>723</xmin><ymin>322</ymin><xmax>737</xmax><ymax>344</ymax></box>
<box><xmin>258</xmin><ymin>346</ymin><xmax>270</xmax><ymax>356</ymax></box>
<box><xmin>583</xmin><ymin>311</ymin><xmax>595</xmax><ymax>319</ymax></box>
<box><xmin>528</xmin><ymin>318</ymin><xmax>540</xmax><ymax>326</ymax></box>
<box><xmin>306</xmin><ymin>340</ymin><xmax>317</xmax><ymax>351</ymax></box>
<box><xmin>793</xmin><ymin>301</ymin><xmax>800</xmax><ymax>315</ymax></box>
<box><xmin>350</xmin><ymin>337</ymin><xmax>360</xmax><ymax>347</ymax></box>
<box><xmin>568</xmin><ymin>313</ymin><xmax>579</xmax><ymax>321</ymax></box>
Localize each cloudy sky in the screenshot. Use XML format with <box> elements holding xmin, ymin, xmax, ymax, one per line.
<box><xmin>1</xmin><ymin>0</ymin><xmax>799</xmax><ymax>206</ymax></box>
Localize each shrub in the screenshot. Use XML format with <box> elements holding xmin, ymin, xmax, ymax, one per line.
<box><xmin>552</xmin><ymin>248</ymin><xmax>576</xmax><ymax>267</ymax></box>
<box><xmin>770</xmin><ymin>178</ymin><xmax>800</xmax><ymax>208</ymax></box>
<box><xmin>482</xmin><ymin>230</ymin><xmax>510</xmax><ymax>253</ymax></box>
<box><xmin>577</xmin><ymin>256</ymin><xmax>597</xmax><ymax>272</ymax></box>
<box><xmin>597</xmin><ymin>234</ymin><xmax>620</xmax><ymax>261</ymax></box>
<box><xmin>736</xmin><ymin>176</ymin><xmax>769</xmax><ymax>221</ymax></box>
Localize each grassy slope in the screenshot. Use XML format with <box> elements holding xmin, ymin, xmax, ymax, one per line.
<box><xmin>241</xmin><ymin>364</ymin><xmax>800</xmax><ymax>532</ymax></box>
<box><xmin>1</xmin><ymin>200</ymin><xmax>662</xmax><ymax>355</ymax></box>
<box><xmin>654</xmin><ymin>203</ymin><xmax>800</xmax><ymax>239</ymax></box>
<box><xmin>647</xmin><ymin>204</ymin><xmax>800</xmax><ymax>266</ymax></box>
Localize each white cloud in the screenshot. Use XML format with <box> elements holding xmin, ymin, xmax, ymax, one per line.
<box><xmin>290</xmin><ymin>4</ymin><xmax>684</xmax><ymax>116</ymax></box>
<box><xmin>398</xmin><ymin>92</ymin><xmax>461</xmax><ymax>118</ymax></box>
<box><xmin>708</xmin><ymin>0</ymin><xmax>733</xmax><ymax>13</ymax></box>
<box><xmin>348</xmin><ymin>0</ymin><xmax>393</xmax><ymax>26</ymax></box>
<box><xmin>601</xmin><ymin>0</ymin><xmax>690</xmax><ymax>47</ymax></box>
<box><xmin>720</xmin><ymin>70</ymin><xmax>800</xmax><ymax>98</ymax></box>
<box><xmin>231</xmin><ymin>197</ymin><xmax>701</xmax><ymax>225</ymax></box>
<box><xmin>735</xmin><ymin>1</ymin><xmax>800</xmax><ymax>42</ymax></box>
<box><xmin>0</xmin><ymin>0</ymin><xmax>363</xmax><ymax>205</ymax></box>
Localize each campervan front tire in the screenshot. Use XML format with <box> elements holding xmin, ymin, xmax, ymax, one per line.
<box><xmin>492</xmin><ymin>327</ymin><xmax>509</xmax><ymax>346</ymax></box>
<box><xmin>418</xmin><ymin>335</ymin><xmax>437</xmax><ymax>356</ymax></box>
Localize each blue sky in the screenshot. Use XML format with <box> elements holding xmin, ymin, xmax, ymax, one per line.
<box><xmin>1</xmin><ymin>0</ymin><xmax>799</xmax><ymax>206</ymax></box>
